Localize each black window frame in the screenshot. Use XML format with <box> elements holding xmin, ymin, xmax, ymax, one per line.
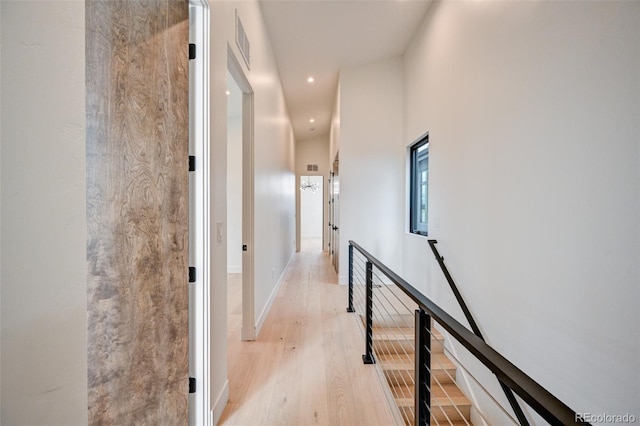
<box><xmin>409</xmin><ymin>134</ymin><xmax>429</xmax><ymax>236</ymax></box>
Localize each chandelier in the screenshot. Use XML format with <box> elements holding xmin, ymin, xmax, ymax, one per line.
<box><xmin>300</xmin><ymin>177</ymin><xmax>320</xmax><ymax>193</ymax></box>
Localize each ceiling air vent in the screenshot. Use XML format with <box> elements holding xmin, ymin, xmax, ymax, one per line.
<box><xmin>307</xmin><ymin>164</ymin><xmax>319</xmax><ymax>172</ymax></box>
<box><xmin>235</xmin><ymin>10</ymin><xmax>250</xmax><ymax>69</ymax></box>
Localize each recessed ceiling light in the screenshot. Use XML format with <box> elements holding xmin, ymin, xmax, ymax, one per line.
<box><xmin>226</xmin><ymin>90</ymin><xmax>231</xmax><ymax>95</ymax></box>
<box><xmin>307</xmin><ymin>76</ymin><xmax>314</xmax><ymax>83</ymax></box>
<box><xmin>309</xmin><ymin>118</ymin><xmax>315</xmax><ymax>123</ymax></box>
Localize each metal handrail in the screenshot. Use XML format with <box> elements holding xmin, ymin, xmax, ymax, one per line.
<box><xmin>348</xmin><ymin>240</ymin><xmax>589</xmax><ymax>426</ymax></box>
<box><xmin>427</xmin><ymin>239</ymin><xmax>529</xmax><ymax>425</ymax></box>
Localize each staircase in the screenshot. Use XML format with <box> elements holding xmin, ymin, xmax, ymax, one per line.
<box><xmin>366</xmin><ymin>315</ymin><xmax>473</xmax><ymax>425</ymax></box>
<box><xmin>350</xmin><ymin>240</ymin><xmax>586</xmax><ymax>426</ymax></box>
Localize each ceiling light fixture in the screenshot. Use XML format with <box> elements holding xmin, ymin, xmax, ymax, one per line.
<box><xmin>309</xmin><ymin>118</ymin><xmax>315</xmax><ymax>123</ymax></box>
<box><xmin>225</xmin><ymin>90</ymin><xmax>231</xmax><ymax>95</ymax></box>
<box><xmin>300</xmin><ymin>177</ymin><xmax>319</xmax><ymax>193</ymax></box>
<box><xmin>307</xmin><ymin>76</ymin><xmax>314</xmax><ymax>83</ymax></box>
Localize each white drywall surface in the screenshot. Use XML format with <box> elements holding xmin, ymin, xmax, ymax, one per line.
<box><xmin>209</xmin><ymin>0</ymin><xmax>295</xmax><ymax>418</ymax></box>
<box><xmin>403</xmin><ymin>0</ymin><xmax>639</xmax><ymax>419</ymax></box>
<box><xmin>1</xmin><ymin>1</ymin><xmax>87</xmax><ymax>424</ymax></box>
<box><xmin>338</xmin><ymin>57</ymin><xmax>405</xmax><ymax>283</ymax></box>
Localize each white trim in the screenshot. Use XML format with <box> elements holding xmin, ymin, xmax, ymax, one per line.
<box><xmin>211</xmin><ymin>379</ymin><xmax>229</xmax><ymax>426</ymax></box>
<box><xmin>188</xmin><ymin>1</ymin><xmax>211</xmax><ymax>425</ymax></box>
<box><xmin>227</xmin><ymin>46</ymin><xmax>256</xmax><ymax>342</ymax></box>
<box><xmin>255</xmin><ymin>252</ymin><xmax>294</xmax><ymax>336</ymax></box>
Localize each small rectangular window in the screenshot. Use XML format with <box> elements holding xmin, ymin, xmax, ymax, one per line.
<box><xmin>410</xmin><ymin>135</ymin><xmax>429</xmax><ymax>236</ymax></box>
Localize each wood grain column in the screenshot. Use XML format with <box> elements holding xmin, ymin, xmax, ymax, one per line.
<box><xmin>85</xmin><ymin>1</ymin><xmax>189</xmax><ymax>423</ymax></box>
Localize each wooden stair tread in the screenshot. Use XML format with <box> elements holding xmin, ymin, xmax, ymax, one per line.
<box><xmin>358</xmin><ymin>315</ymin><xmax>472</xmax><ymax>423</ymax></box>
<box><xmin>392</xmin><ymin>384</ymin><xmax>470</xmax><ymax>405</ymax></box>
<box><xmin>399</xmin><ymin>415</ymin><xmax>470</xmax><ymax>426</ymax></box>
<box><xmin>377</xmin><ymin>352</ymin><xmax>455</xmax><ymax>369</ymax></box>
<box><xmin>373</xmin><ymin>337</ymin><xmax>444</xmax><ymax>355</ymax></box>
<box><xmin>382</xmin><ymin>359</ymin><xmax>457</xmax><ymax>386</ymax></box>
<box><xmin>370</xmin><ymin>326</ymin><xmax>445</xmax><ymax>342</ymax></box>
<box><xmin>360</xmin><ymin>315</ymin><xmax>444</xmax><ymax>336</ymax></box>
<box><xmin>361</xmin><ymin>314</ymin><xmax>415</xmax><ymax>329</ymax></box>
<box><xmin>372</xmin><ymin>328</ymin><xmax>414</xmax><ymax>339</ymax></box>
<box><xmin>394</xmin><ymin>393</ymin><xmax>471</xmax><ymax>408</ymax></box>
<box><xmin>369</xmin><ymin>325</ymin><xmax>445</xmax><ymax>339</ymax></box>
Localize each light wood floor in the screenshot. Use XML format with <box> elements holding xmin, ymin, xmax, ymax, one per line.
<box><xmin>300</xmin><ymin>238</ymin><xmax>322</xmax><ymax>252</ymax></box>
<box><xmin>219</xmin><ymin>250</ymin><xmax>395</xmax><ymax>426</ymax></box>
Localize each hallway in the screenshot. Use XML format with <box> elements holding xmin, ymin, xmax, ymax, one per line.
<box><xmin>219</xmin><ymin>250</ymin><xmax>395</xmax><ymax>425</ymax></box>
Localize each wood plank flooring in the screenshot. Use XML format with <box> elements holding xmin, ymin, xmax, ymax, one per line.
<box><xmin>219</xmin><ymin>250</ymin><xmax>395</xmax><ymax>426</ymax></box>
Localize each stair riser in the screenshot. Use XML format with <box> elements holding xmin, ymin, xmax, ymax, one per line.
<box><xmin>373</xmin><ymin>338</ymin><xmax>444</xmax><ymax>355</ymax></box>
<box><xmin>372</xmin><ymin>325</ymin><xmax>473</xmax><ymax>425</ymax></box>
<box><xmin>400</xmin><ymin>404</ymin><xmax>471</xmax><ymax>423</ymax></box>
<box><xmin>373</xmin><ymin>340</ymin><xmax>413</xmax><ymax>355</ymax></box>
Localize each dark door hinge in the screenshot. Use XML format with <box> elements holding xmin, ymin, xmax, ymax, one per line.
<box><xmin>242</xmin><ymin>244</ymin><xmax>248</xmax><ymax>252</ymax></box>
<box><xmin>189</xmin><ymin>155</ymin><xmax>196</xmax><ymax>172</ymax></box>
<box><xmin>189</xmin><ymin>43</ymin><xmax>196</xmax><ymax>60</ymax></box>
<box><xmin>189</xmin><ymin>377</ymin><xmax>196</xmax><ymax>393</ymax></box>
<box><xmin>189</xmin><ymin>267</ymin><xmax>196</xmax><ymax>283</ymax></box>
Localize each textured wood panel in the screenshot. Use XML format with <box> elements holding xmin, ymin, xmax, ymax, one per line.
<box><xmin>85</xmin><ymin>1</ymin><xmax>190</xmax><ymax>424</ymax></box>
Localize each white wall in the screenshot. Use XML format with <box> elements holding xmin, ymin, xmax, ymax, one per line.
<box><xmin>403</xmin><ymin>0</ymin><xmax>639</xmax><ymax>420</ymax></box>
<box><xmin>0</xmin><ymin>1</ymin><xmax>87</xmax><ymax>424</ymax></box>
<box><xmin>209</xmin><ymin>0</ymin><xmax>296</xmax><ymax>420</ymax></box>
<box><xmin>329</xmin><ymin>84</ymin><xmax>340</xmax><ymax>170</ymax></box>
<box><xmin>338</xmin><ymin>57</ymin><xmax>405</xmax><ymax>283</ymax></box>
<box><xmin>0</xmin><ymin>3</ymin><xmax>3</xmax><ymax>412</ymax></box>
<box><xmin>295</xmin><ymin>134</ymin><xmax>329</xmax><ymax>250</ymax></box>
<box><xmin>227</xmin><ymin>114</ymin><xmax>242</xmax><ymax>273</ymax></box>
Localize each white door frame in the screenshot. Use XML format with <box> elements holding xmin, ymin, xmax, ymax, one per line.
<box><xmin>227</xmin><ymin>47</ymin><xmax>256</xmax><ymax>341</ymax></box>
<box><xmin>189</xmin><ymin>0</ymin><xmax>211</xmax><ymax>424</ymax></box>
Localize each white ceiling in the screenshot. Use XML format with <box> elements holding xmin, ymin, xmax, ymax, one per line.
<box><xmin>259</xmin><ymin>0</ymin><xmax>433</xmax><ymax>142</ymax></box>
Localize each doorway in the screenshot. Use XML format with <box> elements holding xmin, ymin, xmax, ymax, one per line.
<box><xmin>329</xmin><ymin>154</ymin><xmax>340</xmax><ymax>273</ymax></box>
<box><xmin>300</xmin><ymin>175</ymin><xmax>324</xmax><ymax>252</ymax></box>
<box><xmin>227</xmin><ymin>49</ymin><xmax>256</xmax><ymax>342</ymax></box>
<box><xmin>226</xmin><ymin>70</ymin><xmax>244</xmax><ymax>342</ymax></box>
<box><xmin>188</xmin><ymin>1</ymin><xmax>210</xmax><ymax>424</ymax></box>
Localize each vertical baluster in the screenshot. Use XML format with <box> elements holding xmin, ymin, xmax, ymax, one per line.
<box><xmin>415</xmin><ymin>309</ymin><xmax>431</xmax><ymax>426</ymax></box>
<box><xmin>347</xmin><ymin>244</ymin><xmax>355</xmax><ymax>313</ymax></box>
<box><xmin>362</xmin><ymin>261</ymin><xmax>375</xmax><ymax>364</ymax></box>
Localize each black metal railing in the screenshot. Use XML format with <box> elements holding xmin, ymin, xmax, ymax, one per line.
<box><xmin>348</xmin><ymin>240</ymin><xmax>589</xmax><ymax>426</ymax></box>
<box><xmin>427</xmin><ymin>240</ymin><xmax>529</xmax><ymax>425</ymax></box>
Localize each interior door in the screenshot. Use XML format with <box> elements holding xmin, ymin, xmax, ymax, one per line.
<box><xmin>328</xmin><ymin>172</ymin><xmax>334</xmax><ymax>259</ymax></box>
<box><xmin>331</xmin><ymin>156</ymin><xmax>340</xmax><ymax>274</ymax></box>
<box><xmin>188</xmin><ymin>2</ymin><xmax>203</xmax><ymax>423</ymax></box>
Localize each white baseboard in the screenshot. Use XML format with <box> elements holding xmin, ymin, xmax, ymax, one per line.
<box><xmin>255</xmin><ymin>252</ymin><xmax>294</xmax><ymax>337</ymax></box>
<box><xmin>211</xmin><ymin>379</ymin><xmax>229</xmax><ymax>426</ymax></box>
